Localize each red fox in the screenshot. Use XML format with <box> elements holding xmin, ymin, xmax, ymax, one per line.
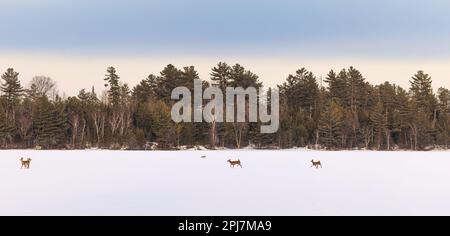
<box><xmin>227</xmin><ymin>159</ymin><xmax>242</xmax><ymax>168</ymax></box>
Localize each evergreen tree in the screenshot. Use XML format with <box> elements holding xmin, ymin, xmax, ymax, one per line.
<box><xmin>229</xmin><ymin>64</ymin><xmax>262</xmax><ymax>89</ymax></box>
<box><xmin>33</xmin><ymin>97</ymin><xmax>67</xmax><ymax>149</ymax></box>
<box><xmin>318</xmin><ymin>100</ymin><xmax>344</xmax><ymax>149</ymax></box>
<box><xmin>347</xmin><ymin>67</ymin><xmax>367</xmax><ymax>111</ymax></box>
<box><xmin>209</xmin><ymin>62</ymin><xmax>232</xmax><ymax>147</ymax></box>
<box><xmin>437</xmin><ymin>88</ymin><xmax>450</xmax><ymax>148</ymax></box>
<box><xmin>228</xmin><ymin>64</ymin><xmax>263</xmax><ymax>148</ymax></box>
<box><xmin>104</xmin><ymin>67</ymin><xmax>121</xmax><ymax>107</ymax></box>
<box><xmin>0</xmin><ymin>63</ymin><xmax>448</xmax><ymax>150</ymax></box>
<box><xmin>410</xmin><ymin>71</ymin><xmax>438</xmax><ymax>147</ymax></box>
<box><xmin>77</xmin><ymin>89</ymin><xmax>89</xmax><ymax>101</ymax></box>
<box><xmin>325</xmin><ymin>69</ymin><xmax>348</xmax><ymax>106</ymax></box>
<box><xmin>210</xmin><ymin>62</ymin><xmax>231</xmax><ymax>92</ymax></box>
<box><xmin>278</xmin><ymin>68</ymin><xmax>321</xmax><ymax>146</ymax></box>
<box><xmin>1</xmin><ymin>68</ymin><xmax>22</xmax><ymax>105</ymax></box>
<box><xmin>132</xmin><ymin>75</ymin><xmax>155</xmax><ymax>105</ymax></box>
<box><xmin>181</xmin><ymin>66</ymin><xmax>199</xmax><ymax>88</ymax></box>
<box><xmin>411</xmin><ymin>71</ymin><xmax>436</xmax><ymax>111</ymax></box>
<box><xmin>279</xmin><ymin>68</ymin><xmax>319</xmax><ymax>116</ymax></box>
<box><xmin>1</xmin><ymin>68</ymin><xmax>23</xmax><ymax>121</ymax></box>
<box><xmin>370</xmin><ymin>102</ymin><xmax>387</xmax><ymax>150</ymax></box>
<box><xmin>147</xmin><ymin>100</ymin><xmax>174</xmax><ymax>148</ymax></box>
<box><xmin>0</xmin><ymin>108</ymin><xmax>15</xmax><ymax>147</ymax></box>
<box><xmin>154</xmin><ymin>64</ymin><xmax>183</xmax><ymax>102</ymax></box>
<box><xmin>394</xmin><ymin>87</ymin><xmax>412</xmax><ymax>148</ymax></box>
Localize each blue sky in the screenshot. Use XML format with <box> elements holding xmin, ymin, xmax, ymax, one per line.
<box><xmin>1</xmin><ymin>0</ymin><xmax>450</xmax><ymax>95</ymax></box>
<box><xmin>1</xmin><ymin>0</ymin><xmax>450</xmax><ymax>58</ymax></box>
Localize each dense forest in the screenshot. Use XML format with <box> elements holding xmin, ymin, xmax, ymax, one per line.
<box><xmin>0</xmin><ymin>63</ymin><xmax>449</xmax><ymax>150</ymax></box>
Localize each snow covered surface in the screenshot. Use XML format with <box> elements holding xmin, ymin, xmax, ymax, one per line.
<box><xmin>1</xmin><ymin>150</ymin><xmax>450</xmax><ymax>216</ymax></box>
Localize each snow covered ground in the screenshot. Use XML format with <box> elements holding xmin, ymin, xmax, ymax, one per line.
<box><xmin>1</xmin><ymin>150</ymin><xmax>450</xmax><ymax>216</ymax></box>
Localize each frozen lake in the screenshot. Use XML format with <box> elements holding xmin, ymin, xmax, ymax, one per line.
<box><xmin>1</xmin><ymin>150</ymin><xmax>449</xmax><ymax>216</ymax></box>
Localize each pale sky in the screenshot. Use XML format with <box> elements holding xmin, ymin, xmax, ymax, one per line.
<box><xmin>1</xmin><ymin>53</ymin><xmax>449</xmax><ymax>96</ymax></box>
<box><xmin>0</xmin><ymin>0</ymin><xmax>449</xmax><ymax>95</ymax></box>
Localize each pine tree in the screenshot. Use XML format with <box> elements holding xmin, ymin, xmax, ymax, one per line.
<box><xmin>325</xmin><ymin>69</ymin><xmax>348</xmax><ymax>106</ymax></box>
<box><xmin>279</xmin><ymin>68</ymin><xmax>321</xmax><ymax>147</ymax></box>
<box><xmin>347</xmin><ymin>67</ymin><xmax>367</xmax><ymax>111</ymax></box>
<box><xmin>0</xmin><ymin>109</ymin><xmax>15</xmax><ymax>147</ymax></box>
<box><xmin>120</xmin><ymin>84</ymin><xmax>131</xmax><ymax>104</ymax></box>
<box><xmin>251</xmin><ymin>88</ymin><xmax>276</xmax><ymax>147</ymax></box>
<box><xmin>279</xmin><ymin>68</ymin><xmax>319</xmax><ymax>117</ymax></box>
<box><xmin>104</xmin><ymin>67</ymin><xmax>121</xmax><ymax>107</ymax></box>
<box><xmin>0</xmin><ymin>63</ymin><xmax>449</xmax><ymax>150</ymax></box>
<box><xmin>203</xmin><ymin>65</ymin><xmax>229</xmax><ymax>147</ymax></box>
<box><xmin>154</xmin><ymin>64</ymin><xmax>183</xmax><ymax>102</ymax></box>
<box><xmin>410</xmin><ymin>71</ymin><xmax>438</xmax><ymax>147</ymax></box>
<box><xmin>324</xmin><ymin>70</ymin><xmax>340</xmax><ymax>101</ymax></box>
<box><xmin>78</xmin><ymin>89</ymin><xmax>89</xmax><ymax>101</ymax></box>
<box><xmin>229</xmin><ymin>64</ymin><xmax>263</xmax><ymax>89</ymax></box>
<box><xmin>88</xmin><ymin>86</ymin><xmax>98</xmax><ymax>103</ymax></box>
<box><xmin>437</xmin><ymin>88</ymin><xmax>450</xmax><ymax>148</ymax></box>
<box><xmin>1</xmin><ymin>68</ymin><xmax>23</xmax><ymax>121</ymax></box>
<box><xmin>147</xmin><ymin>100</ymin><xmax>174</xmax><ymax>148</ymax></box>
<box><xmin>181</xmin><ymin>66</ymin><xmax>199</xmax><ymax>88</ymax></box>
<box><xmin>210</xmin><ymin>62</ymin><xmax>231</xmax><ymax>92</ymax></box>
<box><xmin>318</xmin><ymin>100</ymin><xmax>344</xmax><ymax>149</ymax></box>
<box><xmin>374</xmin><ymin>82</ymin><xmax>399</xmax><ymax>149</ymax></box>
<box><xmin>210</xmin><ymin>63</ymin><xmax>231</xmax><ymax>147</ymax></box>
<box><xmin>370</xmin><ymin>102</ymin><xmax>387</xmax><ymax>150</ymax></box>
<box><xmin>33</xmin><ymin>98</ymin><xmax>67</xmax><ymax>149</ymax></box>
<box><xmin>228</xmin><ymin>64</ymin><xmax>263</xmax><ymax>148</ymax></box>
<box><xmin>1</xmin><ymin>68</ymin><xmax>22</xmax><ymax>104</ymax></box>
<box><xmin>132</xmin><ymin>76</ymin><xmax>155</xmax><ymax>105</ymax></box>
<box><xmin>394</xmin><ymin>87</ymin><xmax>412</xmax><ymax>148</ymax></box>
<box><xmin>411</xmin><ymin>71</ymin><xmax>435</xmax><ymax>111</ymax></box>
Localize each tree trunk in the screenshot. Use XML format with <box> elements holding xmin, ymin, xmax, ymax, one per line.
<box><xmin>210</xmin><ymin>120</ymin><xmax>216</xmax><ymax>148</ymax></box>
<box><xmin>81</xmin><ymin>119</ymin><xmax>86</xmax><ymax>148</ymax></box>
<box><xmin>386</xmin><ymin>129</ymin><xmax>390</xmax><ymax>150</ymax></box>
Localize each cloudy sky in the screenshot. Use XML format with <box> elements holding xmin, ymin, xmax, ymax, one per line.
<box><xmin>1</xmin><ymin>0</ymin><xmax>450</xmax><ymax>95</ymax></box>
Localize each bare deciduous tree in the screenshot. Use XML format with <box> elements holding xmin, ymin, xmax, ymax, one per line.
<box><xmin>29</xmin><ymin>76</ymin><xmax>58</xmax><ymax>99</ymax></box>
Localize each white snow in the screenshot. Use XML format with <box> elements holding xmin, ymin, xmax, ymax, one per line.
<box><xmin>1</xmin><ymin>150</ymin><xmax>450</xmax><ymax>216</ymax></box>
<box><xmin>177</xmin><ymin>145</ymin><xmax>209</xmax><ymax>151</ymax></box>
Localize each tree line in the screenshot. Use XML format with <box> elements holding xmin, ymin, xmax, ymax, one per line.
<box><xmin>0</xmin><ymin>63</ymin><xmax>449</xmax><ymax>150</ymax></box>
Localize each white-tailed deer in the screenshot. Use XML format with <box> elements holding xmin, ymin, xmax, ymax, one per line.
<box><xmin>311</xmin><ymin>159</ymin><xmax>322</xmax><ymax>169</ymax></box>
<box><xmin>20</xmin><ymin>158</ymin><xmax>32</xmax><ymax>169</ymax></box>
<box><xmin>227</xmin><ymin>159</ymin><xmax>242</xmax><ymax>168</ymax></box>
